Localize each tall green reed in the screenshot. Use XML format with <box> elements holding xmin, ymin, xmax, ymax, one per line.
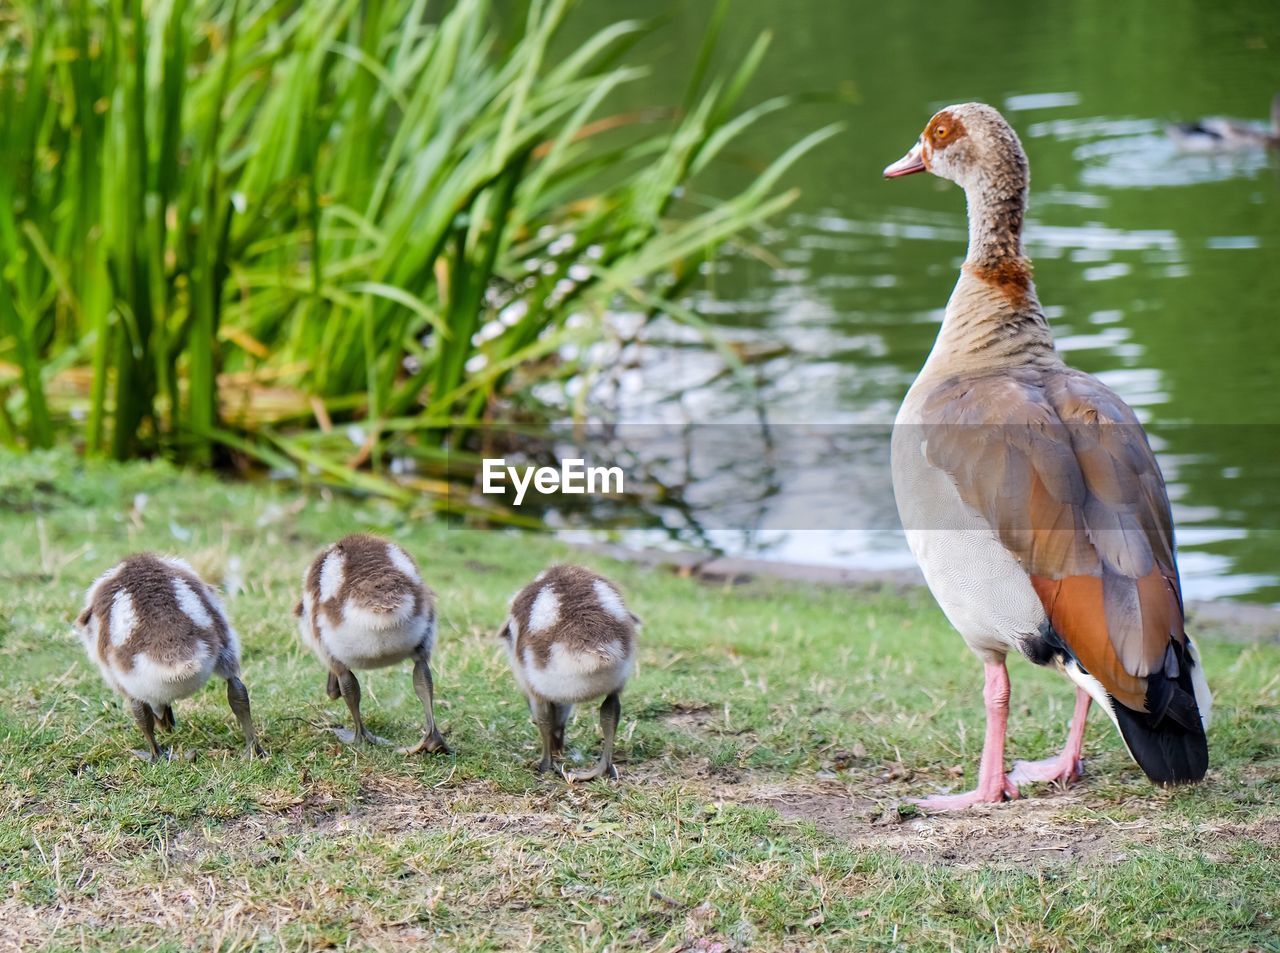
<box><xmin>0</xmin><ymin>0</ymin><xmax>836</xmax><ymax>497</ymax></box>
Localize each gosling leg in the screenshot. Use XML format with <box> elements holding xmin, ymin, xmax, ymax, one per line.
<box><xmin>533</xmin><ymin>698</ymin><xmax>557</xmax><ymax>774</ymax></box>
<box><xmin>129</xmin><ymin>698</ymin><xmax>167</xmax><ymax>762</ymax></box>
<box><xmin>399</xmin><ymin>650</ymin><xmax>450</xmax><ymax>755</ymax></box>
<box><xmin>226</xmin><ymin>676</ymin><xmax>266</xmax><ymax>758</ymax></box>
<box><xmin>566</xmin><ymin>692</ymin><xmax>620</xmax><ymax>782</ymax></box>
<box><xmin>332</xmin><ymin>666</ymin><xmax>390</xmax><ymax>746</ymax></box>
<box><xmin>152</xmin><ymin>704</ymin><xmax>176</xmax><ymax>732</ymax></box>
<box><xmin>552</xmin><ymin>702</ymin><xmax>572</xmax><ymax>757</ymax></box>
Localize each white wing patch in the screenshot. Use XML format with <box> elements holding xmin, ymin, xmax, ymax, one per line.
<box><xmin>528</xmin><ymin>585</ymin><xmax>560</xmax><ymax>632</ymax></box>
<box><xmin>297</xmin><ymin>590</ymin><xmax>325</xmax><ymax>660</ymax></box>
<box><xmin>78</xmin><ymin>613</ymin><xmax>100</xmax><ymax>652</ymax></box>
<box><xmin>386</xmin><ymin>544</ymin><xmax>420</xmax><ymax>582</ymax></box>
<box><xmin>1186</xmin><ymin>637</ymin><xmax>1213</xmax><ymax>730</ymax></box>
<box><xmin>173</xmin><ymin>577</ymin><xmax>214</xmax><ymax>629</ymax></box>
<box><xmin>319</xmin><ymin>550</ymin><xmax>346</xmax><ymax>602</ymax></box>
<box><xmin>109</xmin><ymin>590</ymin><xmax>138</xmax><ymax>647</ymax></box>
<box><xmin>220</xmin><ymin>624</ymin><xmax>242</xmax><ymax>668</ymax></box>
<box><xmin>592</xmin><ymin>579</ymin><xmax>630</xmax><ymax>621</ymax></box>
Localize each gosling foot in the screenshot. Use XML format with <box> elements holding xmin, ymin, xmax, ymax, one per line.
<box><xmin>130</xmin><ymin>747</ymin><xmax>195</xmax><ymax>764</ymax></box>
<box><xmin>131</xmin><ymin>747</ymin><xmax>171</xmax><ymax>763</ymax></box>
<box><xmin>565</xmin><ymin>760</ymin><xmax>619</xmax><ymax>783</ymax></box>
<box><xmin>399</xmin><ymin>730</ymin><xmax>450</xmax><ymax>756</ymax></box>
<box><xmin>332</xmin><ymin>726</ymin><xmax>392</xmax><ymax>747</ymax></box>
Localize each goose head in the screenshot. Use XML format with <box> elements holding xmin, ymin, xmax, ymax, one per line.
<box><xmin>884</xmin><ymin>102</ymin><xmax>1028</xmax><ymax>195</ymax></box>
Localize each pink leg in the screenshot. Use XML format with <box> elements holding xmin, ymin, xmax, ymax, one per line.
<box><xmin>1006</xmin><ymin>687</ymin><xmax>1091</xmax><ymax>788</ymax></box>
<box><xmin>910</xmin><ymin>659</ymin><xmax>1020</xmax><ymax>812</ymax></box>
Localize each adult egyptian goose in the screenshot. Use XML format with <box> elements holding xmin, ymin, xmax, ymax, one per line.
<box><xmin>884</xmin><ymin>103</ymin><xmax>1212</xmax><ymax>810</ymax></box>
<box><xmin>1166</xmin><ymin>91</ymin><xmax>1280</xmax><ymax>151</ymax></box>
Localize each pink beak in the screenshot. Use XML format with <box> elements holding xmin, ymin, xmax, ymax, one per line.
<box><xmin>884</xmin><ymin>141</ymin><xmax>926</xmax><ymax>178</ymax></box>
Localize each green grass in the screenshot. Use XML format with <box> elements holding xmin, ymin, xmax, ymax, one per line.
<box><xmin>2</xmin><ymin>449</ymin><xmax>1279</xmax><ymax>951</ymax></box>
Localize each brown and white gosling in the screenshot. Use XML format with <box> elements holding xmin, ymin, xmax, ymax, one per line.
<box><xmin>500</xmin><ymin>565</ymin><xmax>639</xmax><ymax>780</ymax></box>
<box><xmin>74</xmin><ymin>554</ymin><xmax>264</xmax><ymax>761</ymax></box>
<box><xmin>295</xmin><ymin>534</ymin><xmax>448</xmax><ymax>754</ymax></box>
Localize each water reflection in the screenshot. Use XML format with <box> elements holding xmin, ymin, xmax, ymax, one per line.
<box><xmin>548</xmin><ymin>1</ymin><xmax>1280</xmax><ymax>603</ymax></box>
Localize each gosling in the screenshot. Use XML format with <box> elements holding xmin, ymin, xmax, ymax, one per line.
<box><xmin>74</xmin><ymin>554</ymin><xmax>263</xmax><ymax>761</ymax></box>
<box><xmin>500</xmin><ymin>565</ymin><xmax>639</xmax><ymax>780</ymax></box>
<box><xmin>295</xmin><ymin>534</ymin><xmax>448</xmax><ymax>754</ymax></box>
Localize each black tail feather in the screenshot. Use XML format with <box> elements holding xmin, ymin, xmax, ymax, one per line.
<box><xmin>1113</xmin><ymin>697</ymin><xmax>1207</xmax><ymax>786</ymax></box>
<box><xmin>1113</xmin><ymin>639</ymin><xmax>1208</xmax><ymax>786</ymax></box>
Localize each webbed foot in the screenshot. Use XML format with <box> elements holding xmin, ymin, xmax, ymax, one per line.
<box><xmin>907</xmin><ymin>774</ymin><xmax>1019</xmax><ymax>812</ymax></box>
<box><xmin>565</xmin><ymin>760</ymin><xmax>619</xmax><ymax>783</ymax></box>
<box><xmin>130</xmin><ymin>747</ymin><xmax>190</xmax><ymax>763</ymax></box>
<box><xmin>1007</xmin><ymin>754</ymin><xmax>1082</xmax><ymax>789</ymax></box>
<box><xmin>399</xmin><ymin>730</ymin><xmax>450</xmax><ymax>756</ymax></box>
<box><xmin>332</xmin><ymin>726</ymin><xmax>392</xmax><ymax>747</ymax></box>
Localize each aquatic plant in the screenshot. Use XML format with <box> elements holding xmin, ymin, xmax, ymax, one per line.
<box><xmin>0</xmin><ymin>0</ymin><xmax>834</xmax><ymax>501</ymax></box>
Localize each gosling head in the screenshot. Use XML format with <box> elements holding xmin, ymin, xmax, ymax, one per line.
<box><xmin>884</xmin><ymin>102</ymin><xmax>1028</xmax><ymax>196</ymax></box>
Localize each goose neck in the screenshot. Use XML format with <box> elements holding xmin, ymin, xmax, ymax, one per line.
<box><xmin>963</xmin><ymin>176</ymin><xmax>1027</xmax><ymax>269</ymax></box>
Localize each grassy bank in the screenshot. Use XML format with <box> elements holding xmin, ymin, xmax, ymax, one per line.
<box><xmin>1</xmin><ymin>450</ymin><xmax>1278</xmax><ymax>951</ymax></box>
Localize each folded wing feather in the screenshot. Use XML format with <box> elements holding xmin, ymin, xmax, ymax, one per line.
<box><xmin>920</xmin><ymin>365</ymin><xmax>1184</xmax><ymax>712</ymax></box>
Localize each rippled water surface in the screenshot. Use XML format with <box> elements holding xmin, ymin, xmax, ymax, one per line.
<box><xmin>559</xmin><ymin>0</ymin><xmax>1280</xmax><ymax>602</ymax></box>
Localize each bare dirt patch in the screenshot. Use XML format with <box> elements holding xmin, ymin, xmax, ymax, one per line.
<box><xmin>1195</xmin><ymin>816</ymin><xmax>1280</xmax><ymax>851</ymax></box>
<box><xmin>743</xmin><ymin>779</ymin><xmax>1159</xmax><ymax>868</ymax></box>
<box><xmin>661</xmin><ymin>702</ymin><xmax>717</xmax><ymax>732</ymax></box>
<box><xmin>626</xmin><ymin>753</ymin><xmax>1174</xmax><ymax>869</ymax></box>
<box><xmin>192</xmin><ymin>773</ymin><xmax>576</xmax><ymax>847</ymax></box>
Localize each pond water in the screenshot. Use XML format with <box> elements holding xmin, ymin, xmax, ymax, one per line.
<box><xmin>558</xmin><ymin>0</ymin><xmax>1280</xmax><ymax>603</ymax></box>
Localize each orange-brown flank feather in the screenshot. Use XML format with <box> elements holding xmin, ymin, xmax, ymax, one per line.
<box><xmin>1030</xmin><ymin>571</ymin><xmax>1181</xmax><ymax>712</ymax></box>
<box><xmin>921</xmin><ymin>366</ymin><xmax>1186</xmax><ymax>714</ymax></box>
